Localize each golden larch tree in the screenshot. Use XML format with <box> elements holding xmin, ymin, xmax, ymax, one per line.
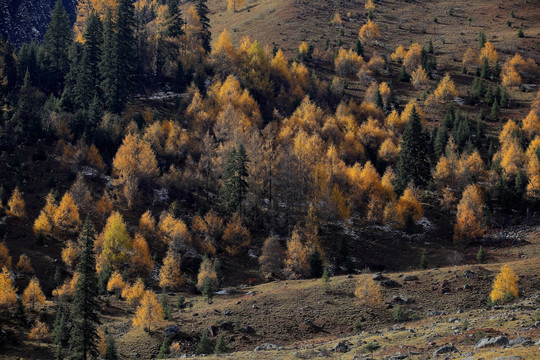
<box><xmin>159</xmin><ymin>250</ymin><xmax>184</xmax><ymax>290</ymax></box>
<box><xmin>284</xmin><ymin>229</ymin><xmax>310</xmax><ymax>279</ymax></box>
<box><xmin>122</xmin><ymin>278</ymin><xmax>145</xmax><ymax>308</ymax></box>
<box><xmin>101</xmin><ymin>211</ymin><xmax>131</xmax><ymax>269</ymax></box>
<box><xmin>7</xmin><ymin>187</ymin><xmax>25</xmax><ymax>218</ymax></box>
<box><xmin>159</xmin><ymin>213</ymin><xmax>192</xmax><ymax>254</ymax></box>
<box><xmin>454</xmin><ymin>184</ymin><xmax>485</xmax><ymax>243</ymax></box>
<box><xmin>397</xmin><ymin>188</ymin><xmax>423</xmax><ymax>228</ymax></box>
<box><xmin>479</xmin><ymin>41</ymin><xmax>498</xmax><ymax>66</ymax></box>
<box><xmin>53</xmin><ymin>192</ymin><xmax>80</xmax><ymax>233</ymax></box>
<box><xmin>365</xmin><ymin>0</ymin><xmax>375</xmax><ymax>11</ymax></box>
<box><xmin>391</xmin><ymin>45</ymin><xmax>407</xmax><ymax>63</ymax></box>
<box><xmin>359</xmin><ymin>20</ymin><xmax>380</xmax><ymax>43</ymax></box>
<box><xmin>33</xmin><ymin>192</ymin><xmax>58</xmax><ymax>236</ymax></box>
<box><xmin>522</xmin><ymin>110</ymin><xmax>540</xmax><ymax>139</ymax></box>
<box><xmin>403</xmin><ymin>43</ymin><xmax>422</xmax><ymax>73</ymax></box>
<box><xmin>28</xmin><ymin>320</ymin><xmax>49</xmax><ymax>343</ymax></box>
<box><xmin>490</xmin><ymin>264</ymin><xmax>519</xmax><ymax>303</ymax></box>
<box><xmin>222</xmin><ymin>213</ymin><xmax>251</xmax><ymax>256</ymax></box>
<box><xmin>0</xmin><ymin>242</ymin><xmax>12</xmax><ymax>269</ymax></box>
<box><xmin>52</xmin><ymin>272</ymin><xmax>79</xmax><ymax>299</ymax></box>
<box><xmin>23</xmin><ymin>277</ymin><xmax>46</xmax><ymax>311</ymax></box>
<box><xmin>130</xmin><ymin>234</ymin><xmax>153</xmax><ymax>277</ymax></box>
<box><xmin>61</xmin><ymin>241</ymin><xmax>80</xmax><ymax>269</ymax></box>
<box><xmin>107</xmin><ymin>271</ymin><xmax>126</xmax><ymax>297</ymax></box>
<box><xmin>433</xmin><ymin>73</ymin><xmax>458</xmax><ymax>101</ymax></box>
<box><xmin>355</xmin><ymin>274</ymin><xmax>382</xmax><ymax>307</ymax></box>
<box><xmin>196</xmin><ymin>257</ymin><xmax>218</xmax><ymax>291</ymax></box>
<box><xmin>133</xmin><ymin>290</ymin><xmax>164</xmax><ymax>332</ymax></box>
<box><xmin>16</xmin><ymin>254</ymin><xmax>34</xmax><ymax>275</ymax></box>
<box><xmin>0</xmin><ymin>267</ymin><xmax>17</xmax><ymax>310</ymax></box>
<box><xmin>411</xmin><ymin>66</ymin><xmax>428</xmax><ymax>88</ymax></box>
<box><xmin>259</xmin><ymin>235</ymin><xmax>284</xmax><ymax>276</ymax></box>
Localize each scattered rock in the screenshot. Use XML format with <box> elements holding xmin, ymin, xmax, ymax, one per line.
<box><xmin>493</xmin><ymin>357</ymin><xmax>522</xmax><ymax>360</ymax></box>
<box><xmin>372</xmin><ymin>272</ymin><xmax>384</xmax><ymax>281</ymax></box>
<box><xmin>381</xmin><ymin>279</ymin><xmax>401</xmax><ymax>288</ymax></box>
<box><xmin>433</xmin><ymin>344</ymin><xmax>458</xmax><ymax>356</ymax></box>
<box><xmin>508</xmin><ymin>336</ymin><xmax>532</xmax><ymax>346</ymax></box>
<box><xmin>347</xmin><ymin>274</ymin><xmax>353</xmax><ymax>279</ymax></box>
<box><xmin>224</xmin><ymin>309</ymin><xmax>232</xmax><ymax>316</ymax></box>
<box><xmin>332</xmin><ymin>341</ymin><xmax>349</xmax><ymax>353</ymax></box>
<box><xmin>403</xmin><ymin>275</ymin><xmax>418</xmax><ymax>281</ymax></box>
<box><xmin>392</xmin><ymin>295</ymin><xmax>413</xmax><ymax>304</ymax></box>
<box><xmin>389</xmin><ymin>354</ymin><xmax>408</xmax><ymax>359</ymax></box>
<box><xmin>241</xmin><ymin>325</ymin><xmax>255</xmax><ymax>334</ymax></box>
<box><xmin>254</xmin><ymin>343</ymin><xmax>279</xmax><ymax>352</ymax></box>
<box><xmin>474</xmin><ymin>336</ymin><xmax>509</xmax><ymax>349</ymax></box>
<box><xmin>428</xmin><ymin>310</ymin><xmax>445</xmax><ymax>316</ymax></box>
<box><xmin>163</xmin><ymin>325</ymin><xmax>179</xmax><ymax>338</ymax></box>
<box><xmin>217</xmin><ymin>321</ymin><xmax>233</xmax><ymax>331</ymax></box>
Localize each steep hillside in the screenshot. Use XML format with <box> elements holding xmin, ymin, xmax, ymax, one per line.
<box><xmin>0</xmin><ymin>0</ymin><xmax>77</xmax><ymax>46</ymax></box>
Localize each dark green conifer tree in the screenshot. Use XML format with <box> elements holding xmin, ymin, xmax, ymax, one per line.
<box><xmin>308</xmin><ymin>246</ymin><xmax>324</xmax><ymax>278</ymax></box>
<box><xmin>220</xmin><ymin>144</ymin><xmax>249</xmax><ymax>214</ymax></box>
<box><xmin>214</xmin><ymin>334</ymin><xmax>228</xmax><ymax>354</ymax></box>
<box><xmin>354</xmin><ymin>39</ymin><xmax>364</xmax><ymax>57</ymax></box>
<box><xmin>41</xmin><ymin>0</ymin><xmax>73</xmax><ymax>95</ymax></box>
<box><xmin>70</xmin><ymin>219</ymin><xmax>100</xmax><ymax>360</ymax></box>
<box><xmin>52</xmin><ymin>299</ymin><xmax>69</xmax><ymax>346</ymax></box>
<box><xmin>195</xmin><ymin>0</ymin><xmax>211</xmax><ymax>53</ymax></box>
<box><xmin>105</xmin><ymin>334</ymin><xmax>119</xmax><ymax>360</ymax></box>
<box><xmin>395</xmin><ymin>106</ymin><xmax>431</xmax><ymax>193</ymax></box>
<box><xmin>113</xmin><ymin>0</ymin><xmax>136</xmax><ymax>112</ymax></box>
<box><xmin>166</xmin><ymin>0</ymin><xmax>185</xmax><ymax>38</ymax></box>
<box><xmin>434</xmin><ymin>125</ymin><xmax>448</xmax><ymax>157</ymax></box>
<box><xmin>100</xmin><ymin>9</ymin><xmax>117</xmax><ymax>112</ymax></box>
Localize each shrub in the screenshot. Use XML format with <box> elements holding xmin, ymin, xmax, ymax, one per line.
<box><xmin>392</xmin><ymin>306</ymin><xmax>407</xmax><ymax>322</ymax></box>
<box><xmin>490</xmin><ymin>264</ymin><xmax>519</xmax><ymax>304</ymax></box>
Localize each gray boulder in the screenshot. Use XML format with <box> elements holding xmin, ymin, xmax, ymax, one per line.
<box><xmin>474</xmin><ymin>336</ymin><xmax>509</xmax><ymax>349</ymax></box>
<box><xmin>403</xmin><ymin>275</ymin><xmax>418</xmax><ymax>281</ymax></box>
<box><xmin>332</xmin><ymin>341</ymin><xmax>349</xmax><ymax>353</ymax></box>
<box><xmin>372</xmin><ymin>272</ymin><xmax>385</xmax><ymax>281</ymax></box>
<box><xmin>508</xmin><ymin>336</ymin><xmax>532</xmax><ymax>346</ymax></box>
<box><xmin>433</xmin><ymin>344</ymin><xmax>457</xmax><ymax>356</ymax></box>
<box><xmin>254</xmin><ymin>343</ymin><xmax>279</xmax><ymax>351</ymax></box>
<box><xmin>163</xmin><ymin>325</ymin><xmax>179</xmax><ymax>338</ymax></box>
<box><xmin>381</xmin><ymin>279</ymin><xmax>401</xmax><ymax>288</ymax></box>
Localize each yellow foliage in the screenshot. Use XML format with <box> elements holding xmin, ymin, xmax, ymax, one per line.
<box><xmin>457</xmin><ymin>150</ymin><xmax>486</xmax><ymax>184</ymax></box>
<box><xmin>53</xmin><ymin>272</ymin><xmax>79</xmax><ymax>299</ymax></box>
<box><xmin>385</xmin><ymin>110</ymin><xmax>406</xmax><ymax>132</ymax></box>
<box><xmin>298</xmin><ymin>41</ymin><xmax>309</xmax><ymax>56</ymax></box>
<box><xmin>454</xmin><ymin>184</ymin><xmax>485</xmax><ymax>243</ymax></box>
<box><xmin>53</xmin><ymin>192</ymin><xmax>80</xmax><ymax>233</ymax></box>
<box><xmin>500</xmin><ymin>141</ymin><xmax>525</xmax><ymax>178</ymax></box>
<box><xmin>130</xmin><ymin>234</ymin><xmax>153</xmax><ymax>277</ymax></box>
<box><xmin>159</xmin><ymin>213</ymin><xmax>191</xmax><ymax>252</ymax></box>
<box><xmin>433</xmin><ymin>73</ymin><xmax>458</xmax><ymax>101</ymax></box>
<box><xmin>411</xmin><ymin>66</ymin><xmax>428</xmax><ymax>88</ymax></box>
<box><xmin>62</xmin><ymin>241</ymin><xmax>80</xmax><ymax>268</ymax></box>
<box><xmin>33</xmin><ymin>192</ymin><xmax>57</xmax><ymax>235</ymax></box>
<box><xmin>159</xmin><ymin>251</ymin><xmax>184</xmax><ymax>290</ymax></box>
<box><xmin>367</xmin><ymin>54</ymin><xmax>385</xmax><ymax>74</ymax></box>
<box><xmin>525</xmin><ymin>137</ymin><xmax>540</xmax><ymax>199</ymax></box>
<box><xmin>227</xmin><ymin>0</ymin><xmax>244</xmax><ymax>12</ymax></box>
<box><xmin>122</xmin><ymin>278</ymin><xmax>145</xmax><ymax>308</ymax></box>
<box><xmin>522</xmin><ymin>110</ymin><xmax>540</xmax><ymax>139</ymax></box>
<box><xmin>139</xmin><ymin>210</ymin><xmax>156</xmax><ymax>238</ymax></box>
<box><xmin>391</xmin><ymin>45</ymin><xmax>407</xmax><ymax>63</ymax></box>
<box><xmin>433</xmin><ymin>155</ymin><xmax>456</xmax><ymax>188</ymax></box>
<box><xmin>354</xmin><ymin>274</ymin><xmax>382</xmax><ymax>307</ymax></box>
<box><xmin>490</xmin><ymin>264</ymin><xmax>519</xmax><ymax>303</ymax></box>
<box><xmin>112</xmin><ymin>133</ymin><xmax>159</xmax><ymax>209</ymax></box>
<box><xmin>0</xmin><ymin>243</ymin><xmax>12</xmax><ymax>269</ymax></box>
<box><xmin>107</xmin><ymin>271</ymin><xmax>126</xmax><ymax>294</ymax></box>
<box><xmin>335</xmin><ymin>48</ymin><xmax>364</xmax><ymax>76</ymax></box>
<box><xmin>331</xmin><ymin>12</ymin><xmax>343</xmax><ymax>25</ymax></box>
<box><xmin>284</xmin><ymin>229</ymin><xmax>310</xmax><ymax>279</ymax></box>
<box><xmin>222</xmin><ymin>213</ymin><xmax>251</xmax><ymax>256</ymax></box>
<box><xmin>359</xmin><ymin>20</ymin><xmax>381</xmax><ymax>43</ymax></box>
<box><xmin>403</xmin><ymin>43</ymin><xmax>422</xmax><ymax>73</ymax></box>
<box><xmin>87</xmin><ymin>144</ymin><xmax>105</xmax><ymax>171</ymax></box>
<box><xmin>358</xmin><ymin>118</ymin><xmax>389</xmax><ymax>150</ymax></box>
<box><xmin>397</xmin><ymin>188</ymin><xmax>423</xmax><ymax>227</ymax></box>
<box><xmin>379</xmin><ymin>82</ymin><xmax>391</xmax><ymax>104</ymax></box>
<box><xmin>479</xmin><ymin>41</ymin><xmax>498</xmax><ymax>66</ymax></box>
<box><xmin>501</xmin><ymin>53</ymin><xmax>539</xmax><ymax>87</ymax></box>
<box><xmin>7</xmin><ymin>187</ymin><xmax>25</xmax><ymax>218</ymax></box>
<box><xmin>28</xmin><ymin>320</ymin><xmax>49</xmax><ymax>343</ymax></box>
<box><xmin>96</xmin><ymin>191</ymin><xmax>113</xmax><ymax>217</ymax></box>
<box><xmin>378</xmin><ymin>138</ymin><xmax>399</xmax><ymax>163</ymax></box>
<box><xmin>16</xmin><ymin>254</ymin><xmax>34</xmax><ymax>275</ymax></box>
<box><xmin>196</xmin><ymin>256</ymin><xmax>218</xmax><ymax>291</ymax></box>
<box><xmin>0</xmin><ymin>267</ymin><xmax>17</xmax><ymax>309</ymax></box>
<box><xmin>331</xmin><ymin>184</ymin><xmax>351</xmax><ymax>220</ymax></box>
<box><xmin>101</xmin><ymin>211</ymin><xmax>131</xmax><ymax>268</ymax></box>
<box><xmin>23</xmin><ymin>277</ymin><xmax>46</xmax><ymax>311</ymax></box>
<box><xmin>401</xmin><ymin>99</ymin><xmax>426</xmax><ymax>125</ymax></box>
<box><xmin>462</xmin><ymin>47</ymin><xmax>477</xmax><ymax>69</ymax></box>
<box><xmin>365</xmin><ymin>0</ymin><xmax>375</xmax><ymax>11</ymax></box>
<box><xmin>133</xmin><ymin>290</ymin><xmax>164</xmax><ymax>332</ymax></box>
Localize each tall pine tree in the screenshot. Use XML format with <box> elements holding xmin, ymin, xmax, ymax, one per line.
<box><xmin>70</xmin><ymin>219</ymin><xmax>100</xmax><ymax>360</ymax></box>
<box><xmin>395</xmin><ymin>106</ymin><xmax>431</xmax><ymax>193</ymax></box>
<box><xmin>100</xmin><ymin>9</ymin><xmax>117</xmax><ymax>112</ymax></box>
<box><xmin>41</xmin><ymin>0</ymin><xmax>73</xmax><ymax>95</ymax></box>
<box><xmin>113</xmin><ymin>0</ymin><xmax>136</xmax><ymax>112</ymax></box>
<box><xmin>220</xmin><ymin>144</ymin><xmax>249</xmax><ymax>214</ymax></box>
<box><xmin>195</xmin><ymin>0</ymin><xmax>211</xmax><ymax>53</ymax></box>
<box><xmin>166</xmin><ymin>0</ymin><xmax>185</xmax><ymax>38</ymax></box>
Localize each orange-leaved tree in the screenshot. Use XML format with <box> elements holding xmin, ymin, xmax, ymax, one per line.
<box><xmin>454</xmin><ymin>184</ymin><xmax>485</xmax><ymax>243</ymax></box>
<box><xmin>7</xmin><ymin>187</ymin><xmax>25</xmax><ymax>218</ymax></box>
<box><xmin>53</xmin><ymin>192</ymin><xmax>80</xmax><ymax>234</ymax></box>
<box><xmin>284</xmin><ymin>229</ymin><xmax>310</xmax><ymax>279</ymax></box>
<box><xmin>354</xmin><ymin>274</ymin><xmax>382</xmax><ymax>307</ymax></box>
<box><xmin>0</xmin><ymin>242</ymin><xmax>12</xmax><ymax>269</ymax></box>
<box><xmin>107</xmin><ymin>271</ymin><xmax>126</xmax><ymax>297</ymax></box>
<box><xmin>0</xmin><ymin>267</ymin><xmax>17</xmax><ymax>311</ymax></box>
<box><xmin>16</xmin><ymin>254</ymin><xmax>34</xmax><ymax>275</ymax></box>
<box><xmin>159</xmin><ymin>250</ymin><xmax>184</xmax><ymax>290</ymax></box>
<box><xmin>130</xmin><ymin>234</ymin><xmax>153</xmax><ymax>277</ymax></box>
<box><xmin>101</xmin><ymin>211</ymin><xmax>131</xmax><ymax>269</ymax></box>
<box><xmin>22</xmin><ymin>277</ymin><xmax>46</xmax><ymax>311</ymax></box>
<box><xmin>122</xmin><ymin>278</ymin><xmax>145</xmax><ymax>308</ymax></box>
<box><xmin>133</xmin><ymin>290</ymin><xmax>164</xmax><ymax>332</ymax></box>
<box><xmin>490</xmin><ymin>264</ymin><xmax>519</xmax><ymax>303</ymax></box>
<box><xmin>222</xmin><ymin>213</ymin><xmax>250</xmax><ymax>256</ymax></box>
